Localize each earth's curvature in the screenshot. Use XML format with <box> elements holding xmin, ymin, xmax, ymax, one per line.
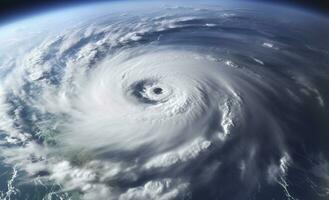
<box><xmin>0</xmin><ymin>1</ymin><xmax>329</xmax><ymax>200</ymax></box>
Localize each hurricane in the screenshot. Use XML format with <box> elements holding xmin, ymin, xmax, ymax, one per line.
<box><xmin>0</xmin><ymin>1</ymin><xmax>329</xmax><ymax>200</ymax></box>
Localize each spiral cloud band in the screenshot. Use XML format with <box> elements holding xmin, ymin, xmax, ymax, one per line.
<box><xmin>0</xmin><ymin>1</ymin><xmax>329</xmax><ymax>200</ymax></box>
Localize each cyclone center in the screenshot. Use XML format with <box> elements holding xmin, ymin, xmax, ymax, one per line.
<box><xmin>153</xmin><ymin>87</ymin><xmax>163</xmax><ymax>94</ymax></box>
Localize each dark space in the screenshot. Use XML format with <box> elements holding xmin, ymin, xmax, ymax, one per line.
<box><xmin>0</xmin><ymin>0</ymin><xmax>115</xmax><ymax>23</ymax></box>
<box><xmin>0</xmin><ymin>0</ymin><xmax>328</xmax><ymax>24</ymax></box>
<box><xmin>265</xmin><ymin>0</ymin><xmax>329</xmax><ymax>14</ymax></box>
